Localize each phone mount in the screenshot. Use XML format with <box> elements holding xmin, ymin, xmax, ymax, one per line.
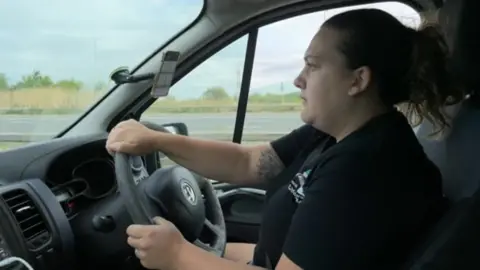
<box><xmin>109</xmin><ymin>51</ymin><xmax>180</xmax><ymax>98</ymax></box>
<box><xmin>109</xmin><ymin>66</ymin><xmax>155</xmax><ymax>85</ymax></box>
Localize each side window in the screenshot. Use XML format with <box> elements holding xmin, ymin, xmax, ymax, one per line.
<box><xmin>243</xmin><ymin>2</ymin><xmax>421</xmax><ymax>143</ymax></box>
<box><xmin>142</xmin><ymin>36</ymin><xmax>248</xmax><ymax>166</ymax></box>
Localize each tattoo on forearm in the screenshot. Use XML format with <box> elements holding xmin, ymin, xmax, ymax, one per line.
<box><xmin>256</xmin><ymin>148</ymin><xmax>284</xmax><ymax>182</ymax></box>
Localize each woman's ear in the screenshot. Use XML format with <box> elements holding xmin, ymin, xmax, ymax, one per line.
<box><xmin>348</xmin><ymin>66</ymin><xmax>371</xmax><ymax>96</ymax></box>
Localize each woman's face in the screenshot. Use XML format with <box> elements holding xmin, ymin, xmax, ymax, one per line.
<box><xmin>294</xmin><ymin>27</ymin><xmax>360</xmax><ymax>133</ymax></box>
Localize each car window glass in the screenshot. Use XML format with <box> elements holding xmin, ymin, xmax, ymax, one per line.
<box><xmin>142</xmin><ymin>36</ymin><xmax>248</xmax><ymax>167</ymax></box>
<box><xmin>0</xmin><ymin>0</ymin><xmax>203</xmax><ymax>152</ymax></box>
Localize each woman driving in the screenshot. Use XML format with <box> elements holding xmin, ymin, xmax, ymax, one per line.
<box><xmin>106</xmin><ymin>8</ymin><xmax>463</xmax><ymax>270</ymax></box>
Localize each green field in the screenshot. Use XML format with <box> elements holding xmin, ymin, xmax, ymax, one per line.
<box><xmin>0</xmin><ymin>142</ymin><xmax>24</xmax><ymax>151</ymax></box>
<box><xmin>0</xmin><ymin>85</ymin><xmax>302</xmax><ymax>115</ymax></box>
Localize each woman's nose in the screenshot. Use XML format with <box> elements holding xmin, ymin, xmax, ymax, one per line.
<box><xmin>294</xmin><ymin>75</ymin><xmax>305</xmax><ymax>90</ymax></box>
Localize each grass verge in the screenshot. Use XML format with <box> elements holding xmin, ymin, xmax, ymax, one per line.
<box><xmin>0</xmin><ymin>142</ymin><xmax>24</xmax><ymax>150</ymax></box>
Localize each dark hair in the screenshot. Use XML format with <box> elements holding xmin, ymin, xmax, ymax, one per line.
<box><xmin>323</xmin><ymin>9</ymin><xmax>465</xmax><ymax>135</ymax></box>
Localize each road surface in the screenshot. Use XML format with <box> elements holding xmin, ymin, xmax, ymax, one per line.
<box><xmin>0</xmin><ymin>112</ymin><xmax>304</xmax><ymax>136</ymax></box>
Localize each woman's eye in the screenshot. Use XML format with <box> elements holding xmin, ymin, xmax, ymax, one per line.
<box><xmin>305</xmin><ymin>62</ymin><xmax>317</xmax><ymax>71</ymax></box>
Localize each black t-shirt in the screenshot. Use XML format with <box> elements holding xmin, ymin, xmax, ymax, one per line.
<box><xmin>252</xmin><ymin>110</ymin><xmax>446</xmax><ymax>269</ymax></box>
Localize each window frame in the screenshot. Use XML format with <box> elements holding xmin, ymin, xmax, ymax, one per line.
<box><xmin>232</xmin><ymin>30</ymin><xmax>258</xmax><ymax>143</ymax></box>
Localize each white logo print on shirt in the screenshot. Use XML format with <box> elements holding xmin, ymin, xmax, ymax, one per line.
<box><xmin>287</xmin><ymin>169</ymin><xmax>311</xmax><ymax>203</ymax></box>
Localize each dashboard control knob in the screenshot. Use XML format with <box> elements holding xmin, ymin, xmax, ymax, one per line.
<box><xmin>92</xmin><ymin>215</ymin><xmax>116</xmax><ymax>233</ymax></box>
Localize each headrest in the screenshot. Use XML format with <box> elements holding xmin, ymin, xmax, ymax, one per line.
<box><xmin>439</xmin><ymin>0</ymin><xmax>480</xmax><ymax>98</ymax></box>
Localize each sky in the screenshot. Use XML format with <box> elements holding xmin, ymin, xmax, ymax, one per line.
<box><xmin>0</xmin><ymin>0</ymin><xmax>420</xmax><ymax>100</ymax></box>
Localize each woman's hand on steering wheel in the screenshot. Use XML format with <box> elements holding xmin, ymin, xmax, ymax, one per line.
<box><xmin>109</xmin><ymin>120</ymin><xmax>227</xmax><ymax>262</ymax></box>
<box><xmin>127</xmin><ymin>216</ymin><xmax>186</xmax><ymax>270</ymax></box>
<box><xmin>106</xmin><ymin>119</ymin><xmax>159</xmax><ymax>156</ymax></box>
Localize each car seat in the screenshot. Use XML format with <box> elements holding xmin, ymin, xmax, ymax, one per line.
<box><xmin>405</xmin><ymin>0</ymin><xmax>480</xmax><ymax>269</ymax></box>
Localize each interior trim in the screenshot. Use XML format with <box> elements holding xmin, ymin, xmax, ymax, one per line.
<box><xmin>216</xmin><ymin>187</ymin><xmax>266</xmax><ymax>199</ymax></box>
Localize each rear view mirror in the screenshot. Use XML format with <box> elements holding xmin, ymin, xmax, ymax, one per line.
<box><xmin>161</xmin><ymin>122</ymin><xmax>188</xmax><ymax>136</ymax></box>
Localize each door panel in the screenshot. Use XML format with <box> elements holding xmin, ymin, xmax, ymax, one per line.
<box><xmin>216</xmin><ymin>186</ymin><xmax>265</xmax><ymax>243</ymax></box>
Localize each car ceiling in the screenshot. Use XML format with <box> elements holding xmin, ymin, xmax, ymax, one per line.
<box><xmin>184</xmin><ymin>0</ymin><xmax>443</xmax><ymax>69</ymax></box>
<box><xmin>189</xmin><ymin>0</ymin><xmax>443</xmax><ymax>54</ymax></box>
<box><xmin>205</xmin><ymin>0</ymin><xmax>443</xmax><ymax>20</ymax></box>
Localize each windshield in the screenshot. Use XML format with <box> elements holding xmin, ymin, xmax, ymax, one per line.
<box><xmin>0</xmin><ymin>0</ymin><xmax>203</xmax><ymax>151</ymax></box>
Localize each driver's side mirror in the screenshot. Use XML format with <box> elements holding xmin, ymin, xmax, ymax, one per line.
<box><xmin>162</xmin><ymin>122</ymin><xmax>189</xmax><ymax>136</ymax></box>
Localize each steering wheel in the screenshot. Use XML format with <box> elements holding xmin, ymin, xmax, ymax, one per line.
<box><xmin>113</xmin><ymin>123</ymin><xmax>226</xmax><ymax>256</ymax></box>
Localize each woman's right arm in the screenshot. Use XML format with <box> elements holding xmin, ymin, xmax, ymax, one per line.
<box><xmin>107</xmin><ymin>120</ymin><xmax>316</xmax><ymax>186</ymax></box>
<box><xmin>150</xmin><ymin>132</ymin><xmax>285</xmax><ymax>186</ymax></box>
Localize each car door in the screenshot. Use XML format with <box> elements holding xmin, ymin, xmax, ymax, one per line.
<box><xmin>139</xmin><ymin>3</ymin><xmax>422</xmax><ymax>244</ymax></box>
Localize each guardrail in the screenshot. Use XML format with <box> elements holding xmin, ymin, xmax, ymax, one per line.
<box><xmin>0</xmin><ymin>132</ymin><xmax>285</xmax><ymax>143</ymax></box>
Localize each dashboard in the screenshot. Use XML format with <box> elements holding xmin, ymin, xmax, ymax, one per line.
<box><xmin>0</xmin><ymin>134</ymin><xmax>141</xmax><ymax>270</ymax></box>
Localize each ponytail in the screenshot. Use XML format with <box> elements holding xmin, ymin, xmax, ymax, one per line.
<box><xmin>399</xmin><ymin>23</ymin><xmax>466</xmax><ymax>135</ymax></box>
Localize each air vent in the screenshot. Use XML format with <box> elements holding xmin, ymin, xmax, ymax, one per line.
<box><xmin>1</xmin><ymin>189</ymin><xmax>50</xmax><ymax>249</ymax></box>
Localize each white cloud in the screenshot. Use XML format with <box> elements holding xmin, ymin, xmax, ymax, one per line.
<box><xmin>0</xmin><ymin>0</ymin><xmax>202</xmax><ymax>84</ymax></box>
<box><xmin>171</xmin><ymin>37</ymin><xmax>249</xmax><ymax>98</ymax></box>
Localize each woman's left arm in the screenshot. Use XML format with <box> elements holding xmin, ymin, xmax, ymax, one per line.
<box><xmin>175</xmin><ymin>241</ymin><xmax>302</xmax><ymax>270</ymax></box>
<box><xmin>126</xmin><ymin>217</ymin><xmax>303</xmax><ymax>270</ymax></box>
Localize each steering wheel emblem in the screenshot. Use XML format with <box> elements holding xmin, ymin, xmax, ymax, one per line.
<box><xmin>181</xmin><ymin>181</ymin><xmax>197</xmax><ymax>205</ymax></box>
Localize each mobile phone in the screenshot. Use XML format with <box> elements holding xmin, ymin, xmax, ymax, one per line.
<box><xmin>151</xmin><ymin>51</ymin><xmax>180</xmax><ymax>98</ymax></box>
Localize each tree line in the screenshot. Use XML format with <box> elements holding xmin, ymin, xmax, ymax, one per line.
<box><xmin>0</xmin><ymin>71</ymin><xmax>300</xmax><ymax>103</ymax></box>
<box><xmin>0</xmin><ymin>71</ymin><xmax>106</xmax><ymax>92</ymax></box>
<box><xmin>175</xmin><ymin>86</ymin><xmax>300</xmax><ymax>103</ymax></box>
